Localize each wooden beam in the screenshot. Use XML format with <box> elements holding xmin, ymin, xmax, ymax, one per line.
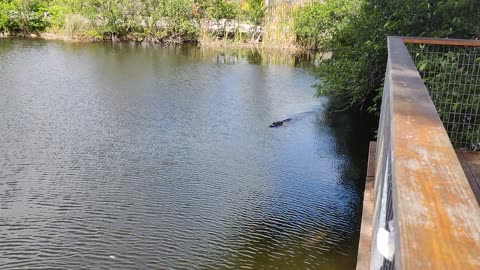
<box><xmin>402</xmin><ymin>36</ymin><xmax>480</xmax><ymax>47</ymax></box>
<box><xmin>457</xmin><ymin>151</ymin><xmax>480</xmax><ymax>204</ymax></box>
<box><xmin>387</xmin><ymin>36</ymin><xmax>480</xmax><ymax>269</ymax></box>
<box><xmin>356</xmin><ymin>142</ymin><xmax>377</xmax><ymax>270</ymax></box>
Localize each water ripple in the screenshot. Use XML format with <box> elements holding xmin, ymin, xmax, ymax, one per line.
<box><xmin>0</xmin><ymin>39</ymin><xmax>366</xmax><ymax>270</ymax></box>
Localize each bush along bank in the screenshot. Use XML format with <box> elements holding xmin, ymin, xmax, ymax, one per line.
<box><xmin>0</xmin><ymin>0</ymin><xmax>360</xmax><ymax>50</ymax></box>
<box><xmin>0</xmin><ymin>0</ymin><xmax>267</xmax><ymax>46</ymax></box>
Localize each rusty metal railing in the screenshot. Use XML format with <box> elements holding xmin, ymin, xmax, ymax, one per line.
<box><xmin>369</xmin><ymin>37</ymin><xmax>480</xmax><ymax>270</ymax></box>
<box><xmin>405</xmin><ymin>37</ymin><xmax>480</xmax><ymax>150</ymax></box>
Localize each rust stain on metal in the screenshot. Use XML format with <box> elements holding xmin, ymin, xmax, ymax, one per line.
<box><xmin>379</xmin><ymin>37</ymin><xmax>480</xmax><ymax>269</ymax></box>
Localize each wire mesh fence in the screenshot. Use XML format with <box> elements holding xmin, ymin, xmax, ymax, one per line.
<box><xmin>407</xmin><ymin>43</ymin><xmax>480</xmax><ymax>150</ymax></box>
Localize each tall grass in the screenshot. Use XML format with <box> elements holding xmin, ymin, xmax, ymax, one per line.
<box><xmin>64</xmin><ymin>14</ymin><xmax>89</xmax><ymax>40</ymax></box>
<box><xmin>261</xmin><ymin>3</ymin><xmax>298</xmax><ymax>50</ymax></box>
<box><xmin>197</xmin><ymin>19</ymin><xmax>255</xmax><ymax>48</ymax></box>
<box><xmin>197</xmin><ymin>21</ymin><xmax>224</xmax><ymax>47</ymax></box>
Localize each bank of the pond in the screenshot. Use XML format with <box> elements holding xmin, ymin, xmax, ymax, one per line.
<box><xmin>0</xmin><ymin>0</ymin><xmax>295</xmax><ymax>49</ymax></box>
<box><xmin>0</xmin><ymin>32</ymin><xmax>305</xmax><ymax>54</ymax></box>
<box><xmin>0</xmin><ymin>1</ymin><xmax>360</xmax><ymax>53</ymax></box>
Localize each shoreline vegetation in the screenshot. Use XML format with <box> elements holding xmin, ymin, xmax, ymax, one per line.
<box><xmin>2</xmin><ymin>0</ymin><xmax>477</xmax><ymax>112</ymax></box>
<box><xmin>0</xmin><ymin>0</ymin><xmax>355</xmax><ymax>51</ymax></box>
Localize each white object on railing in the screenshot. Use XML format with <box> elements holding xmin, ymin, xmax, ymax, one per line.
<box><xmin>377</xmin><ymin>220</ymin><xmax>395</xmax><ymax>262</ymax></box>
<box><xmin>370</xmin><ymin>152</ymin><xmax>393</xmax><ymax>269</ymax></box>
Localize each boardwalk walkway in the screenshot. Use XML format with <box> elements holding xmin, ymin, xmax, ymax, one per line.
<box><xmin>457</xmin><ymin>151</ymin><xmax>480</xmax><ymax>204</ymax></box>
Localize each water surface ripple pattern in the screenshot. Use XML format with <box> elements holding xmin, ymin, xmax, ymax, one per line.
<box><xmin>0</xmin><ymin>39</ymin><xmax>366</xmax><ymax>269</ymax></box>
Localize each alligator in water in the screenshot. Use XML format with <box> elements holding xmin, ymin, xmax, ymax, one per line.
<box><xmin>269</xmin><ymin>107</ymin><xmax>323</xmax><ymax>128</ymax></box>
<box><xmin>269</xmin><ymin>118</ymin><xmax>292</xmax><ymax>128</ymax></box>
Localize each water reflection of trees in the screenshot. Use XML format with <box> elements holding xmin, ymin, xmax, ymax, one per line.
<box><xmin>56</xmin><ymin>40</ymin><xmax>319</xmax><ymax>68</ymax></box>
<box><xmin>195</xmin><ymin>47</ymin><xmax>317</xmax><ymax>67</ymax></box>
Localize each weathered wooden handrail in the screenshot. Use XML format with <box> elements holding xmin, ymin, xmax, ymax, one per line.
<box><xmin>370</xmin><ymin>36</ymin><xmax>480</xmax><ymax>269</ymax></box>
<box><xmin>401</xmin><ymin>36</ymin><xmax>480</xmax><ymax>47</ymax></box>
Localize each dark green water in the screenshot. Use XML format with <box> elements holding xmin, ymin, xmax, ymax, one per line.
<box><xmin>0</xmin><ymin>39</ymin><xmax>369</xmax><ymax>269</ymax></box>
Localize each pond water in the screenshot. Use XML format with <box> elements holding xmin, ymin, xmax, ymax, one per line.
<box><xmin>0</xmin><ymin>39</ymin><xmax>369</xmax><ymax>269</ymax></box>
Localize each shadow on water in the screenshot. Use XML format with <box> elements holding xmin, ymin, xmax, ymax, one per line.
<box><xmin>204</xmin><ymin>105</ymin><xmax>372</xmax><ymax>270</ymax></box>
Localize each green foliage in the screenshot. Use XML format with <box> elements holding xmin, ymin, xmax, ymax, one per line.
<box><xmin>293</xmin><ymin>0</ymin><xmax>358</xmax><ymax>50</ymax></box>
<box><xmin>261</xmin><ymin>3</ymin><xmax>297</xmax><ymax>49</ymax></box>
<box><xmin>81</xmin><ymin>0</ymin><xmax>145</xmax><ymax>38</ymax></box>
<box><xmin>241</xmin><ymin>0</ymin><xmax>264</xmax><ymax>26</ymax></box>
<box><xmin>0</xmin><ymin>1</ymin><xmax>15</xmax><ymax>32</ymax></box>
<box><xmin>0</xmin><ymin>0</ymin><xmax>50</xmax><ymax>33</ymax></box>
<box><xmin>47</xmin><ymin>0</ymin><xmax>83</xmax><ymax>30</ymax></box>
<box><xmin>204</xmin><ymin>0</ymin><xmax>238</xmax><ymax>21</ymax></box>
<box><xmin>0</xmin><ymin>0</ymin><xmax>251</xmax><ymax>42</ymax></box>
<box><xmin>317</xmin><ymin>0</ymin><xmax>480</xmax><ymax>111</ymax></box>
<box><xmin>64</xmin><ymin>13</ymin><xmax>88</xmax><ymax>38</ymax></box>
<box><xmin>159</xmin><ymin>0</ymin><xmax>197</xmax><ymax>42</ymax></box>
<box><xmin>414</xmin><ymin>46</ymin><xmax>480</xmax><ymax>148</ymax></box>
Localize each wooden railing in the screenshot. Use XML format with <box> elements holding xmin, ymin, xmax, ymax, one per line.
<box><xmin>370</xmin><ymin>37</ymin><xmax>480</xmax><ymax>269</ymax></box>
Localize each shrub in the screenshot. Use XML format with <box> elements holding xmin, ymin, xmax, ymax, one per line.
<box><xmin>64</xmin><ymin>13</ymin><xmax>89</xmax><ymax>39</ymax></box>
<box><xmin>1</xmin><ymin>0</ymin><xmax>50</xmax><ymax>34</ymax></box>
<box><xmin>159</xmin><ymin>0</ymin><xmax>197</xmax><ymax>43</ymax></box>
<box><xmin>316</xmin><ymin>0</ymin><xmax>480</xmax><ymax>112</ymax></box>
<box><xmin>241</xmin><ymin>0</ymin><xmax>264</xmax><ymax>26</ymax></box>
<box><xmin>0</xmin><ymin>2</ymin><xmax>15</xmax><ymax>32</ymax></box>
<box><xmin>204</xmin><ymin>0</ymin><xmax>238</xmax><ymax>21</ymax></box>
<box><xmin>293</xmin><ymin>0</ymin><xmax>358</xmax><ymax>50</ymax></box>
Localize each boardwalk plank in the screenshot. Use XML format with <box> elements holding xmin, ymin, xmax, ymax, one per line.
<box><xmin>458</xmin><ymin>151</ymin><xmax>480</xmax><ymax>204</ymax></box>
<box><xmin>356</xmin><ymin>142</ymin><xmax>376</xmax><ymax>270</ymax></box>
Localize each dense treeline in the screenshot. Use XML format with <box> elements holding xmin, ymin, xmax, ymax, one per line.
<box><xmin>0</xmin><ymin>0</ymin><xmax>267</xmax><ymax>44</ymax></box>
<box><xmin>315</xmin><ymin>0</ymin><xmax>480</xmax><ymax>112</ymax></box>
<box><xmin>0</xmin><ymin>0</ymin><xmax>359</xmax><ymax>48</ymax></box>
<box><xmin>0</xmin><ymin>0</ymin><xmax>357</xmax><ymax>48</ymax></box>
<box><xmin>292</xmin><ymin>0</ymin><xmax>359</xmax><ymax>51</ymax></box>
